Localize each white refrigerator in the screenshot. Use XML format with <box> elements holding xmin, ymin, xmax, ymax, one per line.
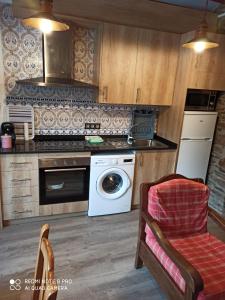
<box><xmin>176</xmin><ymin>111</ymin><xmax>218</xmax><ymax>181</ymax></box>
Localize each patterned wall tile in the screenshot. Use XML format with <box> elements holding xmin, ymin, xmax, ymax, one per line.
<box><xmin>34</xmin><ymin>105</ymin><xmax>133</xmax><ymax>135</ymax></box>
<box><xmin>73</xmin><ymin>27</ymin><xmax>96</xmax><ymax>83</ymax></box>
<box><xmin>0</xmin><ymin>4</ymin><xmax>97</xmax><ymax>102</ymax></box>
<box><xmin>0</xmin><ymin>4</ymin><xmax>43</xmax><ymax>95</ymax></box>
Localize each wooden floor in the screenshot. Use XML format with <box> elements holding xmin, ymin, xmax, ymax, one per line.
<box><xmin>0</xmin><ymin>210</ymin><xmax>166</xmax><ymax>300</ymax></box>
<box><xmin>0</xmin><ymin>209</ymin><xmax>224</xmax><ymax>300</ymax></box>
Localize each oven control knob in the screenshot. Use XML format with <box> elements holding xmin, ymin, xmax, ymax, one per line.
<box><xmin>54</xmin><ymin>161</ymin><xmax>58</xmax><ymax>167</ymax></box>
<box><xmin>64</xmin><ymin>159</ymin><xmax>68</xmax><ymax>166</ymax></box>
<box><xmin>73</xmin><ymin>160</ymin><xmax>77</xmax><ymax>165</ymax></box>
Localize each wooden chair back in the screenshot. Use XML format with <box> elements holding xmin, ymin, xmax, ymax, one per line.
<box><xmin>33</xmin><ymin>224</ymin><xmax>57</xmax><ymax>300</ymax></box>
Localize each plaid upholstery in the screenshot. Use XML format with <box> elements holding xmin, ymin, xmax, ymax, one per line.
<box><xmin>147</xmin><ymin>179</ymin><xmax>209</xmax><ymax>239</ymax></box>
<box><xmin>146</xmin><ymin>233</ymin><xmax>225</xmax><ymax>300</ymax></box>
<box><xmin>145</xmin><ymin>178</ymin><xmax>225</xmax><ymax>299</ymax></box>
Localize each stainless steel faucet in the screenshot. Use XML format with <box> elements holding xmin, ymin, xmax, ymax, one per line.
<box><xmin>127</xmin><ymin>122</ymin><xmax>146</xmax><ymax>144</ymax></box>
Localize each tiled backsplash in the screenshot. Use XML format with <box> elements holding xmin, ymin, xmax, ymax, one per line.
<box><xmin>34</xmin><ymin>105</ymin><xmax>132</xmax><ymax>135</ymax></box>
<box><xmin>0</xmin><ymin>4</ymin><xmax>43</xmax><ymax>94</ymax></box>
<box><xmin>0</xmin><ymin>4</ymin><xmax>97</xmax><ymax>103</ymax></box>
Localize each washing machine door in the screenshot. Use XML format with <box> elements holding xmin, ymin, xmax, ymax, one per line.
<box><xmin>96</xmin><ymin>168</ymin><xmax>131</xmax><ymax>200</ymax></box>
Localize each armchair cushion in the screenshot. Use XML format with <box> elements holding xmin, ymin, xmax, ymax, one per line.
<box><xmin>147</xmin><ymin>178</ymin><xmax>209</xmax><ymax>239</ymax></box>
<box><xmin>145</xmin><ymin>232</ymin><xmax>225</xmax><ymax>300</ymax></box>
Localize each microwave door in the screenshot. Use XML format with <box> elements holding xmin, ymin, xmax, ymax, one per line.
<box><xmin>185</xmin><ymin>90</ymin><xmax>217</xmax><ymax>111</ymax></box>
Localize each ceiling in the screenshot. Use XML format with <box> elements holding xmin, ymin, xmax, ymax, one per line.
<box><xmin>155</xmin><ymin>0</ymin><xmax>225</xmax><ymax>14</ymax></box>
<box><xmin>12</xmin><ymin>0</ymin><xmax>223</xmax><ymax>33</ymax></box>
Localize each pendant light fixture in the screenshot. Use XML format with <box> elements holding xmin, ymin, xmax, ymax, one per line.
<box><xmin>182</xmin><ymin>0</ymin><xmax>219</xmax><ymax>53</ymax></box>
<box><xmin>22</xmin><ymin>0</ymin><xmax>69</xmax><ymax>33</ymax></box>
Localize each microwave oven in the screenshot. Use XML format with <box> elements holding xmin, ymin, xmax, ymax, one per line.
<box><xmin>185</xmin><ymin>89</ymin><xmax>218</xmax><ymax>111</ymax></box>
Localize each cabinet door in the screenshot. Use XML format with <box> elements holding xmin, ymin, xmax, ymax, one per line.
<box><xmin>132</xmin><ymin>151</ymin><xmax>176</xmax><ymax>205</ymax></box>
<box><xmin>98</xmin><ymin>23</ymin><xmax>138</xmax><ymax>104</ymax></box>
<box><xmin>135</xmin><ymin>29</ymin><xmax>180</xmax><ymax>105</ymax></box>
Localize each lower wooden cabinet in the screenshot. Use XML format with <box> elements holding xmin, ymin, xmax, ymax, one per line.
<box><xmin>1</xmin><ymin>154</ymin><xmax>39</xmax><ymax>221</ymax></box>
<box><xmin>132</xmin><ymin>150</ymin><xmax>177</xmax><ymax>205</ymax></box>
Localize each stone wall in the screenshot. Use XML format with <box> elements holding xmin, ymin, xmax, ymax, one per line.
<box><xmin>207</xmin><ymin>93</ymin><xmax>225</xmax><ymax>214</ymax></box>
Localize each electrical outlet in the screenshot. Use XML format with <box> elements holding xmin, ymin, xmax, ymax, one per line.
<box><xmin>85</xmin><ymin>123</ymin><xmax>101</xmax><ymax>129</ymax></box>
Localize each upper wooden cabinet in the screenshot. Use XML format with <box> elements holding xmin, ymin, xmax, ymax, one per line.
<box><xmin>134</xmin><ymin>29</ymin><xmax>180</xmax><ymax>105</ymax></box>
<box><xmin>98</xmin><ymin>23</ymin><xmax>180</xmax><ymax>105</ymax></box>
<box><xmin>98</xmin><ymin>23</ymin><xmax>139</xmax><ymax>104</ymax></box>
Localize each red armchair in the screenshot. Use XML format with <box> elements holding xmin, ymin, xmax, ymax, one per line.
<box><xmin>135</xmin><ymin>174</ymin><xmax>225</xmax><ymax>300</ymax></box>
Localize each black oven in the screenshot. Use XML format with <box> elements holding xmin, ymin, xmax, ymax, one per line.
<box><xmin>39</xmin><ymin>157</ymin><xmax>90</xmax><ymax>205</ymax></box>
<box><xmin>185</xmin><ymin>89</ymin><xmax>218</xmax><ymax>111</ymax></box>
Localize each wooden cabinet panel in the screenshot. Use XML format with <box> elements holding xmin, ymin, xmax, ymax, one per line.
<box><xmin>2</xmin><ymin>187</ymin><xmax>39</xmax><ymax>220</ymax></box>
<box><xmin>135</xmin><ymin>29</ymin><xmax>180</xmax><ymax>105</ymax></box>
<box><xmin>39</xmin><ymin>201</ymin><xmax>88</xmax><ymax>216</ymax></box>
<box><xmin>132</xmin><ymin>151</ymin><xmax>176</xmax><ymax>205</ymax></box>
<box><xmin>0</xmin><ymin>154</ymin><xmax>39</xmax><ymax>221</ymax></box>
<box><xmin>98</xmin><ymin>23</ymin><xmax>180</xmax><ymax>105</ymax></box>
<box><xmin>98</xmin><ymin>23</ymin><xmax>138</xmax><ymax>104</ymax></box>
<box><xmin>1</xmin><ymin>170</ymin><xmax>38</xmax><ymax>189</ymax></box>
<box><xmin>1</xmin><ymin>154</ymin><xmax>38</xmax><ymax>172</ymax></box>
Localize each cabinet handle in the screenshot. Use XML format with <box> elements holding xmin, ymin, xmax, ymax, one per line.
<box><xmin>139</xmin><ymin>153</ymin><xmax>143</xmax><ymax>167</ymax></box>
<box><xmin>14</xmin><ymin>209</ymin><xmax>33</xmax><ymax>214</ymax></box>
<box><xmin>44</xmin><ymin>168</ymin><xmax>86</xmax><ymax>172</ymax></box>
<box><xmin>12</xmin><ymin>194</ymin><xmax>32</xmax><ymax>199</ymax></box>
<box><xmin>10</xmin><ymin>162</ymin><xmax>31</xmax><ymax>165</ymax></box>
<box><xmin>11</xmin><ymin>178</ymin><xmax>31</xmax><ymax>182</ymax></box>
<box><xmin>136</xmin><ymin>88</ymin><xmax>141</xmax><ymax>103</ymax></box>
<box><xmin>103</xmin><ymin>86</ymin><xmax>108</xmax><ymax>102</ymax></box>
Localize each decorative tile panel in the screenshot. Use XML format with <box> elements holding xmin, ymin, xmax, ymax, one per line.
<box><xmin>0</xmin><ymin>4</ymin><xmax>96</xmax><ymax>102</ymax></box>
<box><xmin>73</xmin><ymin>27</ymin><xmax>96</xmax><ymax>83</ymax></box>
<box><xmin>34</xmin><ymin>105</ymin><xmax>133</xmax><ymax>135</ymax></box>
<box><xmin>0</xmin><ymin>4</ymin><xmax>43</xmax><ymax>94</ymax></box>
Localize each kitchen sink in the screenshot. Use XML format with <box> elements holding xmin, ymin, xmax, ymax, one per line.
<box><xmin>129</xmin><ymin>139</ymin><xmax>169</xmax><ymax>148</ymax></box>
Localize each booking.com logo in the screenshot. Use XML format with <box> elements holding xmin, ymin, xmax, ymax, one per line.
<box><xmin>9</xmin><ymin>279</ymin><xmax>21</xmax><ymax>290</ymax></box>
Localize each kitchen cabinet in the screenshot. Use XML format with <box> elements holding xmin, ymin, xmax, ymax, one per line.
<box><xmin>134</xmin><ymin>29</ymin><xmax>180</xmax><ymax>105</ymax></box>
<box><xmin>132</xmin><ymin>150</ymin><xmax>176</xmax><ymax>205</ymax></box>
<box><xmin>98</xmin><ymin>23</ymin><xmax>139</xmax><ymax>104</ymax></box>
<box><xmin>98</xmin><ymin>23</ymin><xmax>180</xmax><ymax>105</ymax></box>
<box><xmin>1</xmin><ymin>154</ymin><xmax>39</xmax><ymax>220</ymax></box>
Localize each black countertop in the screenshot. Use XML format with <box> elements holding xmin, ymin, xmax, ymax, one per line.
<box><xmin>0</xmin><ymin>135</ymin><xmax>177</xmax><ymax>155</ymax></box>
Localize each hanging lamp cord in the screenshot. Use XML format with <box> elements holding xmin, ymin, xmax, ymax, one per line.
<box><xmin>203</xmin><ymin>0</ymin><xmax>209</xmax><ymax>22</ymax></box>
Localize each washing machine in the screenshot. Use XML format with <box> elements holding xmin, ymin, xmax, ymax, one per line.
<box><xmin>88</xmin><ymin>152</ymin><xmax>135</xmax><ymax>216</ymax></box>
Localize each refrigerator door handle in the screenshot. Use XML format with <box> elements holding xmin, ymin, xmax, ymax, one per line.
<box><xmin>181</xmin><ymin>138</ymin><xmax>212</xmax><ymax>141</ymax></box>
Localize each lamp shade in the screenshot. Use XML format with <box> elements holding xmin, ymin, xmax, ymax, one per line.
<box><xmin>182</xmin><ymin>20</ymin><xmax>219</xmax><ymax>53</ymax></box>
<box><xmin>22</xmin><ymin>0</ymin><xmax>69</xmax><ymax>33</ymax></box>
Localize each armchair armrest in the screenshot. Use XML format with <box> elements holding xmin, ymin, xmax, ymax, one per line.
<box><xmin>142</xmin><ymin>211</ymin><xmax>204</xmax><ymax>295</ymax></box>
<box><xmin>208</xmin><ymin>207</ymin><xmax>225</xmax><ymax>231</ymax></box>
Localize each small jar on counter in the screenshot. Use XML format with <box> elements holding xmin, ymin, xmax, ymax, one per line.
<box><xmin>1</xmin><ymin>134</ymin><xmax>12</xmax><ymax>149</ymax></box>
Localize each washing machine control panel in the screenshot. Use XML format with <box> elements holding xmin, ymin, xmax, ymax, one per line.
<box><xmin>94</xmin><ymin>159</ymin><xmax>118</xmax><ymax>166</ymax></box>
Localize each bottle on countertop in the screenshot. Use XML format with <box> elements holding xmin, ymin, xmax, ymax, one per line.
<box><xmin>1</xmin><ymin>134</ymin><xmax>12</xmax><ymax>149</ymax></box>
<box><xmin>1</xmin><ymin>122</ymin><xmax>16</xmax><ymax>146</ymax></box>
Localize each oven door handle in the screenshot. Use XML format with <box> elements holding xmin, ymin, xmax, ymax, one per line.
<box><xmin>44</xmin><ymin>168</ymin><xmax>87</xmax><ymax>172</ymax></box>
